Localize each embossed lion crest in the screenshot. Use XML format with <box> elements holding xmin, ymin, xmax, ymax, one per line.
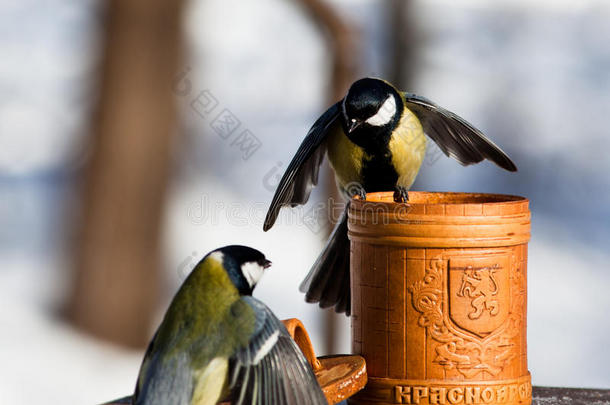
<box><xmin>456</xmin><ymin>265</ymin><xmax>500</xmax><ymax>320</ymax></box>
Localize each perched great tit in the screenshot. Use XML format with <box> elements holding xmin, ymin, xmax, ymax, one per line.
<box><xmin>132</xmin><ymin>245</ymin><xmax>327</xmax><ymax>405</ymax></box>
<box><xmin>263</xmin><ymin>77</ymin><xmax>517</xmax><ymax>315</ymax></box>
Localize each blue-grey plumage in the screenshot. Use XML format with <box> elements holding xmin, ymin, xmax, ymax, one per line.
<box><xmin>263</xmin><ymin>77</ymin><xmax>517</xmax><ymax>315</ymax></box>
<box><xmin>132</xmin><ymin>245</ymin><xmax>327</xmax><ymax>405</ymax></box>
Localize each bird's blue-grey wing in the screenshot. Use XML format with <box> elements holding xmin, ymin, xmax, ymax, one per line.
<box><xmin>263</xmin><ymin>102</ymin><xmax>341</xmax><ymax>231</ymax></box>
<box><xmin>229</xmin><ymin>296</ymin><xmax>327</xmax><ymax>405</ymax></box>
<box><xmin>132</xmin><ymin>331</ymin><xmax>193</xmax><ymax>405</ymax></box>
<box><xmin>403</xmin><ymin>93</ymin><xmax>517</xmax><ymax>172</ymax></box>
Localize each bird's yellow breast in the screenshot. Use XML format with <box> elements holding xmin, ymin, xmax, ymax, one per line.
<box><xmin>326</xmin><ymin>121</ymin><xmax>365</xmax><ymax>192</ymax></box>
<box><xmin>191</xmin><ymin>357</ymin><xmax>229</xmax><ymax>405</ymax></box>
<box><xmin>389</xmin><ymin>106</ymin><xmax>427</xmax><ymax>189</ymax></box>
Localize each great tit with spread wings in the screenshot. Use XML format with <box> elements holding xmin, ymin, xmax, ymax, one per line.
<box><xmin>132</xmin><ymin>245</ymin><xmax>327</xmax><ymax>405</ymax></box>
<box><xmin>263</xmin><ymin>77</ymin><xmax>516</xmax><ymax>315</ymax></box>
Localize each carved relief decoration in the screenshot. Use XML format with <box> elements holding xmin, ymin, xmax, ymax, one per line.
<box><xmin>408</xmin><ymin>255</ymin><xmax>523</xmax><ymax>379</ymax></box>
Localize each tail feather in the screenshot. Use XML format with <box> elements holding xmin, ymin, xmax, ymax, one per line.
<box><xmin>299</xmin><ymin>206</ymin><xmax>351</xmax><ymax>315</ymax></box>
<box><xmin>318</xmin><ymin>244</ymin><xmax>349</xmax><ymax>311</ymax></box>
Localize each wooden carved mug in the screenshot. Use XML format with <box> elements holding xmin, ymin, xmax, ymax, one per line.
<box><xmin>348</xmin><ymin>192</ymin><xmax>531</xmax><ymax>405</ymax></box>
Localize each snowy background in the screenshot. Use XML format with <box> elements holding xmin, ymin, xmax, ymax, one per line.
<box><xmin>0</xmin><ymin>0</ymin><xmax>609</xmax><ymax>403</ymax></box>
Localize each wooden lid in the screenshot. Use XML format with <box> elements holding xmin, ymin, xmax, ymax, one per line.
<box><xmin>348</xmin><ymin>191</ymin><xmax>530</xmax><ymax>248</ymax></box>
<box><xmin>281</xmin><ymin>319</ymin><xmax>367</xmax><ymax>404</ymax></box>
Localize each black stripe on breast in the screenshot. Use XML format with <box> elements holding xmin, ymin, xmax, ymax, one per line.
<box><xmin>361</xmin><ymin>152</ymin><xmax>398</xmax><ymax>192</ymax></box>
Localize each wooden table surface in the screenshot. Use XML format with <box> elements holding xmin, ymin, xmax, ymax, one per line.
<box><xmin>107</xmin><ymin>387</ymin><xmax>610</xmax><ymax>404</ymax></box>
<box><xmin>532</xmin><ymin>387</ymin><xmax>610</xmax><ymax>404</ymax></box>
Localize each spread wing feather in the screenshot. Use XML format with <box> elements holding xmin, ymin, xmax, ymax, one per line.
<box><xmin>403</xmin><ymin>93</ymin><xmax>517</xmax><ymax>172</ymax></box>
<box><xmin>229</xmin><ymin>297</ymin><xmax>327</xmax><ymax>405</ymax></box>
<box><xmin>263</xmin><ymin>102</ymin><xmax>341</xmax><ymax>231</ymax></box>
<box><xmin>132</xmin><ymin>331</ymin><xmax>193</xmax><ymax>405</ymax></box>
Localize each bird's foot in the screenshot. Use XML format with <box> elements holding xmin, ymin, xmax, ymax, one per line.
<box><xmin>346</xmin><ymin>182</ymin><xmax>367</xmax><ymax>201</ymax></box>
<box><xmin>394</xmin><ymin>187</ymin><xmax>409</xmax><ymax>203</ymax></box>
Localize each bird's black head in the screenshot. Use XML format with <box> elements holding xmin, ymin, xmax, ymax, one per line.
<box><xmin>341</xmin><ymin>77</ymin><xmax>403</xmax><ymax>149</ymax></box>
<box><xmin>209</xmin><ymin>245</ymin><xmax>271</xmax><ymax>296</ymax></box>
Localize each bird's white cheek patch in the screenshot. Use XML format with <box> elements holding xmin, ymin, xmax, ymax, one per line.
<box><xmin>241</xmin><ymin>261</ymin><xmax>265</xmax><ymax>288</ymax></box>
<box><xmin>366</xmin><ymin>95</ymin><xmax>396</xmax><ymax>126</ymax></box>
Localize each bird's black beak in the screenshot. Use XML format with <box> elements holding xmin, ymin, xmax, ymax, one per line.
<box><xmin>263</xmin><ymin>259</ymin><xmax>272</xmax><ymax>269</ymax></box>
<box><xmin>347</xmin><ymin>119</ymin><xmax>362</xmax><ymax>134</ymax></box>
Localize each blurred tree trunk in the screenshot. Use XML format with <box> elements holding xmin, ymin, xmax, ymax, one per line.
<box><xmin>66</xmin><ymin>0</ymin><xmax>184</xmax><ymax>348</ymax></box>
<box><xmin>299</xmin><ymin>0</ymin><xmax>359</xmax><ymax>101</ymax></box>
<box><xmin>298</xmin><ymin>0</ymin><xmax>361</xmax><ymax>356</ymax></box>
<box><xmin>388</xmin><ymin>0</ymin><xmax>414</xmax><ymax>89</ymax></box>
